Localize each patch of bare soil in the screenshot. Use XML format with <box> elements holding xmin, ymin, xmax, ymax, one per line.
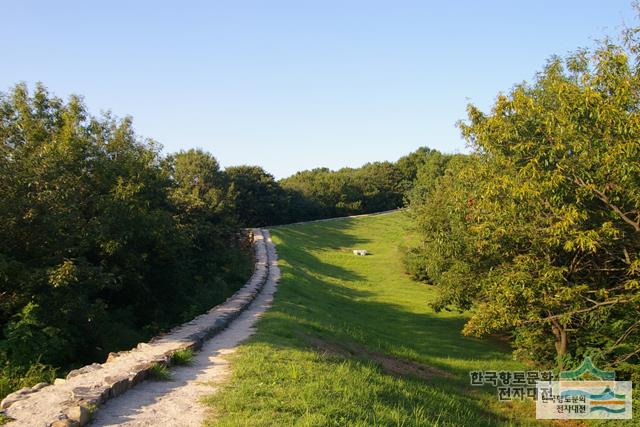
<box><xmin>300</xmin><ymin>333</ymin><xmax>453</xmax><ymax>380</ymax></box>
<box><xmin>360</xmin><ymin>345</ymin><xmax>453</xmax><ymax>380</ymax></box>
<box><xmin>300</xmin><ymin>333</ymin><xmax>353</xmax><ymax>359</ymax></box>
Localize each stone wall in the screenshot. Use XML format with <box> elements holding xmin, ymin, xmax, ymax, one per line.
<box><xmin>1</xmin><ymin>229</ymin><xmax>272</xmax><ymax>427</ymax></box>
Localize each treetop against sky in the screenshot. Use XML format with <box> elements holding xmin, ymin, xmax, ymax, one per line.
<box><xmin>0</xmin><ymin>1</ymin><xmax>636</xmax><ymax>177</ymax></box>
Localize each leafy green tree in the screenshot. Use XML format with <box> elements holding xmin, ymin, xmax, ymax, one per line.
<box><xmin>356</xmin><ymin>162</ymin><xmax>405</xmax><ymax>212</ymax></box>
<box><xmin>403</xmin><ymin>155</ymin><xmax>476</xmax><ymax>286</ymax></box>
<box><xmin>281</xmin><ymin>168</ymin><xmax>347</xmax><ymax>217</ymax></box>
<box><xmin>395</xmin><ymin>146</ymin><xmax>440</xmax><ymax>192</ymax></box>
<box><xmin>226</xmin><ymin>165</ymin><xmax>289</xmax><ymax>226</ymax></box>
<box><xmin>408</xmin><ymin>38</ymin><xmax>640</xmax><ymax>377</ymax></box>
<box><xmin>162</xmin><ymin>149</ymin><xmax>251</xmax><ymax>321</ymax></box>
<box><xmin>0</xmin><ymin>84</ymin><xmax>251</xmax><ymax>397</ymax></box>
<box><xmin>167</xmin><ymin>149</ymin><xmax>229</xmax><ymax>213</ymax></box>
<box><xmin>0</xmin><ymin>83</ymin><xmax>173</xmax><ymax>367</ymax></box>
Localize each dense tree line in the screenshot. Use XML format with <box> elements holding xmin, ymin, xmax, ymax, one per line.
<box><xmin>405</xmin><ymin>34</ymin><xmax>640</xmax><ymax>380</ymax></box>
<box><xmin>227</xmin><ymin>147</ymin><xmax>443</xmax><ymax>227</ymax></box>
<box><xmin>0</xmin><ymin>85</ymin><xmax>252</xmax><ymax>397</ymax></box>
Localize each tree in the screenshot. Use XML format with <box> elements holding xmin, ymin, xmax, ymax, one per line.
<box><xmin>226</xmin><ymin>165</ymin><xmax>289</xmax><ymax>226</ymax></box>
<box><xmin>0</xmin><ymin>84</ymin><xmax>251</xmax><ymax>397</ymax></box>
<box><xmin>408</xmin><ymin>40</ymin><xmax>640</xmax><ymax>376</ymax></box>
<box><xmin>395</xmin><ymin>146</ymin><xmax>439</xmax><ymax>192</ymax></box>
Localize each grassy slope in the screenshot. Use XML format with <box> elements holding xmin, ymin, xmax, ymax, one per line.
<box><xmin>205</xmin><ymin>212</ymin><xmax>540</xmax><ymax>426</ymax></box>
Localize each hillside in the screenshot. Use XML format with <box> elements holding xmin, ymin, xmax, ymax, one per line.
<box><xmin>204</xmin><ymin>212</ymin><xmax>539</xmax><ymax>426</ymax></box>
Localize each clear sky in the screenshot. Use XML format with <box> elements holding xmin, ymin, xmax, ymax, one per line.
<box><xmin>1</xmin><ymin>1</ymin><xmax>635</xmax><ymax>178</ymax></box>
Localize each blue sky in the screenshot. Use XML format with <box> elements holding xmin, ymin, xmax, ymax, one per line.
<box><xmin>1</xmin><ymin>1</ymin><xmax>635</xmax><ymax>178</ymax></box>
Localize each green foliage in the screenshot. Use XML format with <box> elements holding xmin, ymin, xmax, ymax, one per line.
<box><xmin>0</xmin><ymin>302</ymin><xmax>70</xmax><ymax>366</ymax></box>
<box><xmin>225</xmin><ymin>151</ymin><xmax>443</xmax><ymax>227</ymax></box>
<box><xmin>280</xmin><ymin>162</ymin><xmax>404</xmax><ymax>218</ymax></box>
<box><xmin>226</xmin><ymin>165</ymin><xmax>290</xmax><ymax>226</ymax></box>
<box><xmin>0</xmin><ymin>361</ymin><xmax>57</xmax><ymax>400</ymax></box>
<box><xmin>276</xmin><ymin>148</ymin><xmax>450</xmax><ymax>225</ymax></box>
<box><xmin>0</xmin><ymin>84</ymin><xmax>251</xmax><ymax>398</ymax></box>
<box><xmin>221</xmin><ymin>147</ymin><xmax>451</xmax><ymax>228</ymax></box>
<box><xmin>149</xmin><ymin>363</ymin><xmax>171</xmax><ymax>381</ymax></box>
<box><xmin>406</xmin><ymin>33</ymin><xmax>640</xmax><ymax>378</ymax></box>
<box><xmin>170</xmin><ymin>348</ymin><xmax>194</xmax><ymax>366</ymax></box>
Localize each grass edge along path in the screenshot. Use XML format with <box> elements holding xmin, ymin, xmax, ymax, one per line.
<box><xmin>204</xmin><ymin>212</ymin><xmax>542</xmax><ymax>426</ymax></box>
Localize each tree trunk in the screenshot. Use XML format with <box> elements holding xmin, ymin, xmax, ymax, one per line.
<box><xmin>551</xmin><ymin>318</ymin><xmax>568</xmax><ymax>370</ymax></box>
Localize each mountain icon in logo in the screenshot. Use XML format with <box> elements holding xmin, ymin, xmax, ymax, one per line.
<box><xmin>559</xmin><ymin>357</ymin><xmax>615</xmax><ymax>381</ymax></box>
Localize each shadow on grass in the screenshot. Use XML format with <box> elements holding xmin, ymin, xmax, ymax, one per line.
<box><xmin>238</xmin><ymin>219</ymin><xmax>525</xmax><ymax>426</ymax></box>
<box><xmin>265</xmin><ymin>261</ymin><xmax>510</xmax><ymax>371</ymax></box>
<box><xmin>271</xmin><ymin>217</ymin><xmax>372</xmax><ymax>252</ymax></box>
<box><xmin>272</xmin><ymin>218</ymin><xmax>373</xmax><ymax>284</ymax></box>
<box><xmin>242</xmin><ymin>286</ymin><xmax>514</xmax><ymax>425</ymax></box>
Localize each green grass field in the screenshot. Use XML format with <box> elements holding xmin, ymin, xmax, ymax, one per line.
<box><xmin>204</xmin><ymin>212</ymin><xmax>541</xmax><ymax>426</ymax></box>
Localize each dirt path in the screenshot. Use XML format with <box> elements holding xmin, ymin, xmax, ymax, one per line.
<box><xmin>90</xmin><ymin>231</ymin><xmax>279</xmax><ymax>427</ymax></box>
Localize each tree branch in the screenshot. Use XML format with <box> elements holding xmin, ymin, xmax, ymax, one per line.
<box><xmin>614</xmin><ymin>347</ymin><xmax>640</xmax><ymax>364</ymax></box>
<box><xmin>573</xmin><ymin>176</ymin><xmax>640</xmax><ymax>232</ymax></box>
<box><xmin>524</xmin><ymin>298</ymin><xmax>629</xmax><ymax>324</ymax></box>
<box><xmin>610</xmin><ymin>319</ymin><xmax>640</xmax><ymax>350</ymax></box>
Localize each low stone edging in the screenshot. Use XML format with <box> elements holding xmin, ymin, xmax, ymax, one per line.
<box><xmin>1</xmin><ymin>228</ymin><xmax>272</xmax><ymax>427</ymax></box>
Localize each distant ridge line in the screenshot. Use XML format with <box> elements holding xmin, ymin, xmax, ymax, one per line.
<box><xmin>269</xmin><ymin>208</ymin><xmax>404</xmax><ymax>228</ymax></box>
